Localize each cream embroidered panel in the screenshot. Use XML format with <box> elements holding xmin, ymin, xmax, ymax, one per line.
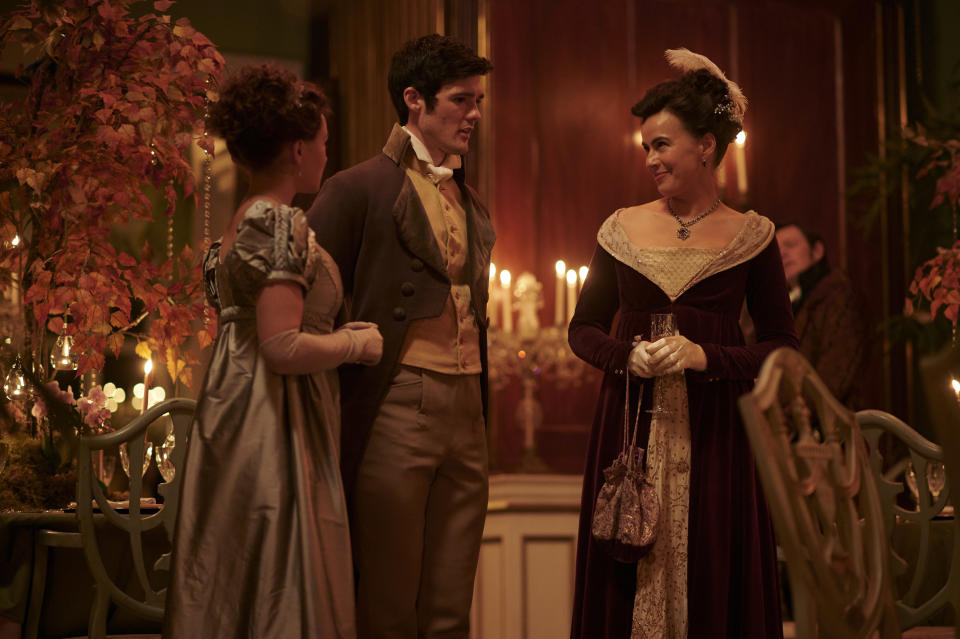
<box><xmin>596</xmin><ymin>209</ymin><xmax>775</xmax><ymax>301</ymax></box>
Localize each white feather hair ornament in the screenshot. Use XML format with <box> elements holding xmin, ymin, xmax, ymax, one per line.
<box><xmin>664</xmin><ymin>47</ymin><xmax>747</xmax><ymax>123</ymax></box>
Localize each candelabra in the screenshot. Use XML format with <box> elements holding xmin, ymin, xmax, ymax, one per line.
<box><xmin>487</xmin><ymin>269</ymin><xmax>590</xmax><ymax>473</ymax></box>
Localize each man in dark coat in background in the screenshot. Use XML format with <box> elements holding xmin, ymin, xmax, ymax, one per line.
<box><xmin>776</xmin><ymin>222</ymin><xmax>865</xmax><ymax>407</ymax></box>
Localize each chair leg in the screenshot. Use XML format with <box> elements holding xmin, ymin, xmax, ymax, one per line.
<box><xmin>23</xmin><ymin>535</ymin><xmax>50</xmax><ymax>639</ymax></box>
<box><xmin>88</xmin><ymin>584</ymin><xmax>110</xmax><ymax>639</ymax></box>
<box><xmin>790</xmin><ymin>574</ymin><xmax>817</xmax><ymax>639</ymax></box>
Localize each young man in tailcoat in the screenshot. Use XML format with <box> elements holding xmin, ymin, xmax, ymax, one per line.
<box><xmin>307</xmin><ymin>34</ymin><xmax>495</xmax><ymax>639</ymax></box>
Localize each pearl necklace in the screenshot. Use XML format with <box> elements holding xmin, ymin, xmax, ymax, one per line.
<box><xmin>667</xmin><ymin>197</ymin><xmax>721</xmax><ymax>240</ymax></box>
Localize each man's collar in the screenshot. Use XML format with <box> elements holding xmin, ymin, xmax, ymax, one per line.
<box><xmin>797</xmin><ymin>257</ymin><xmax>830</xmax><ymax>294</ymax></box>
<box><xmin>382</xmin><ymin>123</ymin><xmax>467</xmax><ymax>185</ymax></box>
<box><xmin>792</xmin><ymin>257</ymin><xmax>831</xmax><ymax>312</ymax></box>
<box><xmin>382</xmin><ymin>123</ymin><xmax>412</xmax><ymax>165</ymax></box>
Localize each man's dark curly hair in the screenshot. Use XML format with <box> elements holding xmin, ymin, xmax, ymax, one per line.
<box><xmin>208</xmin><ymin>64</ymin><xmax>330</xmax><ymax>171</ymax></box>
<box><xmin>388</xmin><ymin>34</ymin><xmax>493</xmax><ymax>125</ymax></box>
<box><xmin>631</xmin><ymin>69</ymin><xmax>742</xmax><ymax>165</ymax></box>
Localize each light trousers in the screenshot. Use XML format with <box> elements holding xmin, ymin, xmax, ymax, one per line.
<box><xmin>353</xmin><ymin>365</ymin><xmax>488</xmax><ymax>639</ymax></box>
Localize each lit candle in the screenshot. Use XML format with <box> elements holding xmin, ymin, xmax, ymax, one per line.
<box><xmin>566</xmin><ymin>269</ymin><xmax>577</xmax><ymax>326</ymax></box>
<box><xmin>951</xmin><ymin>378</ymin><xmax>960</xmax><ymax>404</ymax></box>
<box><xmin>734</xmin><ymin>130</ymin><xmax>748</xmax><ymax>203</ymax></box>
<box><xmin>488</xmin><ymin>263</ymin><xmax>498</xmax><ymax>329</ymax></box>
<box><xmin>500</xmin><ymin>269</ymin><xmax>512</xmax><ymax>334</ymax></box>
<box><xmin>10</xmin><ymin>235</ymin><xmax>19</xmax><ymax>306</ymax></box>
<box><xmin>141</xmin><ymin>359</ymin><xmax>153</xmax><ymax>415</ymax></box>
<box><xmin>578</xmin><ymin>265</ymin><xmax>588</xmax><ymax>295</ymax></box>
<box><xmin>554</xmin><ymin>260</ymin><xmax>566</xmax><ymax>327</ymax></box>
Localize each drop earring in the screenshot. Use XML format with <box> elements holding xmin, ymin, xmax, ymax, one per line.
<box><xmin>702</xmin><ymin>159</ymin><xmax>707</xmax><ymax>167</ymax></box>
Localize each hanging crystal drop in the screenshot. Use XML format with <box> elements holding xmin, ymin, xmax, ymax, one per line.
<box><xmin>4</xmin><ymin>356</ymin><xmax>30</xmax><ymax>401</ymax></box>
<box><xmin>50</xmin><ymin>333</ymin><xmax>79</xmax><ymax>371</ymax></box>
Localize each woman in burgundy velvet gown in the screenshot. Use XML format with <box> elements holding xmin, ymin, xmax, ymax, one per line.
<box><xmin>568</xmin><ymin>49</ymin><xmax>798</xmax><ymax>639</ymax></box>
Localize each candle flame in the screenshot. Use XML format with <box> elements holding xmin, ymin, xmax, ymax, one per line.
<box><xmin>566</xmin><ymin>269</ymin><xmax>577</xmax><ymax>285</ymax></box>
<box><xmin>489</xmin><ymin>262</ymin><xmax>496</xmax><ymax>280</ymax></box>
<box><xmin>144</xmin><ymin>359</ymin><xmax>153</xmax><ymax>376</ymax></box>
<box><xmin>579</xmin><ymin>266</ymin><xmax>588</xmax><ymax>282</ymax></box>
<box><xmin>735</xmin><ymin>130</ymin><xmax>746</xmax><ymax>146</ymax></box>
<box><xmin>951</xmin><ymin>378</ymin><xmax>960</xmax><ymax>394</ymax></box>
<box><xmin>11</xmin><ymin>235</ymin><xmax>19</xmax><ymax>247</ymax></box>
<box><xmin>555</xmin><ymin>260</ymin><xmax>566</xmax><ymax>277</ymax></box>
<box><xmin>499</xmin><ymin>269</ymin><xmax>511</xmax><ymax>287</ymax></box>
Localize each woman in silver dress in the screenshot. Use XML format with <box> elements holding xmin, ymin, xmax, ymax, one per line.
<box><xmin>164</xmin><ymin>65</ymin><xmax>382</xmax><ymax>638</ymax></box>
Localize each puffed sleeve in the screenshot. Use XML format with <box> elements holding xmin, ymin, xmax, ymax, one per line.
<box><xmin>232</xmin><ymin>201</ymin><xmax>317</xmax><ymax>290</ymax></box>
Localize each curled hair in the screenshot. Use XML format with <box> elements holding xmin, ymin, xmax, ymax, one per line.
<box><xmin>631</xmin><ymin>69</ymin><xmax>743</xmax><ymax>165</ymax></box>
<box><xmin>388</xmin><ymin>34</ymin><xmax>493</xmax><ymax>125</ymax></box>
<box><xmin>208</xmin><ymin>64</ymin><xmax>330</xmax><ymax>171</ymax></box>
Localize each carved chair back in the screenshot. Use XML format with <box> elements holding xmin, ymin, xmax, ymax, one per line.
<box><xmin>73</xmin><ymin>398</ymin><xmax>195</xmax><ymax>638</ymax></box>
<box><xmin>738</xmin><ymin>347</ymin><xmax>900</xmax><ymax>639</ymax></box>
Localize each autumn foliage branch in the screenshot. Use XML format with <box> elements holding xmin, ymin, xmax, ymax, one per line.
<box><xmin>903</xmin><ymin>126</ymin><xmax>960</xmax><ymax>327</ymax></box>
<box><xmin>0</xmin><ymin>0</ymin><xmax>223</xmax><ymax>390</ymax></box>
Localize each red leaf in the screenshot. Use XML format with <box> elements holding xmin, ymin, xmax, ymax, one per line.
<box><xmin>118</xmin><ymin>252</ymin><xmax>137</xmax><ymax>267</ymax></box>
<box><xmin>946</xmin><ymin>304</ymin><xmax>959</xmax><ymax>325</ymax></box>
<box><xmin>110</xmin><ymin>310</ymin><xmax>128</xmax><ymax>328</ymax></box>
<box><xmin>107</xmin><ymin>332</ymin><xmax>124</xmax><ymax>357</ymax></box>
<box><xmin>154</xmin><ymin>0</ymin><xmax>175</xmax><ymax>11</ymax></box>
<box><xmin>47</xmin><ymin>316</ymin><xmax>65</xmax><ymax>335</ymax></box>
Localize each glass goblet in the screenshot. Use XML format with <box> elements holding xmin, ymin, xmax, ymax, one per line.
<box><xmin>119</xmin><ymin>440</ymin><xmax>153</xmax><ymax>478</ymax></box>
<box><xmin>155</xmin><ymin>432</ymin><xmax>176</xmax><ymax>483</ymax></box>
<box><xmin>905</xmin><ymin>461</ymin><xmax>920</xmax><ymax>505</ymax></box>
<box><xmin>926</xmin><ymin>461</ymin><xmax>946</xmax><ymax>501</ymax></box>
<box><xmin>648</xmin><ymin>312</ymin><xmax>678</xmax><ymax>416</ymax></box>
<box><xmin>99</xmin><ymin>451</ymin><xmax>116</xmax><ymax>488</ymax></box>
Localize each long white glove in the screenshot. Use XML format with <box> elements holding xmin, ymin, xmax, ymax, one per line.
<box><xmin>258</xmin><ymin>321</ymin><xmax>383</xmax><ymax>375</ymax></box>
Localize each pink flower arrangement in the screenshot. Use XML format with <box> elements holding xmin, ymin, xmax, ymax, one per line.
<box><xmin>31</xmin><ymin>382</ymin><xmax>112</xmax><ymax>433</ymax></box>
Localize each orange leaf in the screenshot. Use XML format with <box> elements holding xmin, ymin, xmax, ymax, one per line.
<box><xmin>107</xmin><ymin>332</ymin><xmax>124</xmax><ymax>356</ymax></box>
<box><xmin>47</xmin><ymin>316</ymin><xmax>65</xmax><ymax>335</ymax></box>
<box><xmin>946</xmin><ymin>304</ymin><xmax>959</xmax><ymax>325</ymax></box>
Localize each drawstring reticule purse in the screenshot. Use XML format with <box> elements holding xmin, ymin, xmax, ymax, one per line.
<box><xmin>591</xmin><ymin>370</ymin><xmax>659</xmax><ymax>562</ymax></box>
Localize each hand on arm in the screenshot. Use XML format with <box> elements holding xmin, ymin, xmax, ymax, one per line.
<box><xmin>256</xmin><ymin>282</ymin><xmax>383</xmax><ymax>374</ymax></box>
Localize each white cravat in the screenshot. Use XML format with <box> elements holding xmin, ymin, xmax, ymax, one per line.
<box><xmin>788</xmin><ymin>284</ymin><xmax>802</xmax><ymax>304</ymax></box>
<box><xmin>402</xmin><ymin>126</ymin><xmax>460</xmax><ymax>183</ymax></box>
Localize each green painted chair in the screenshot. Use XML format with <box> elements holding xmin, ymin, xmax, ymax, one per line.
<box><xmin>739</xmin><ymin>347</ymin><xmax>900</xmax><ymax>639</ymax></box>
<box><xmin>24</xmin><ymin>398</ymin><xmax>195</xmax><ymax>639</ymax></box>
<box><xmin>858</xmin><ymin>408</ymin><xmax>958</xmax><ymax>637</ymax></box>
<box><xmin>919</xmin><ymin>345</ymin><xmax>960</xmax><ymax>639</ymax></box>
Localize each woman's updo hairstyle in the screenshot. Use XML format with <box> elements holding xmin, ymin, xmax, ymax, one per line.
<box><xmin>631</xmin><ymin>49</ymin><xmax>746</xmax><ymax>166</ymax></box>
<box><xmin>208</xmin><ymin>64</ymin><xmax>330</xmax><ymax>171</ymax></box>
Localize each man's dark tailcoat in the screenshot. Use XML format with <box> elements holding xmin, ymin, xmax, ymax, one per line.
<box><xmin>306</xmin><ymin>124</ymin><xmax>496</xmax><ymax>499</ymax></box>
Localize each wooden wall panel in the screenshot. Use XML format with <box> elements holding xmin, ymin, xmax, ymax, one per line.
<box><xmin>736</xmin><ymin>4</ymin><xmax>840</xmax><ymax>237</ymax></box>
<box><xmin>328</xmin><ymin>0</ymin><xmax>444</xmax><ymax>167</ymax></box>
